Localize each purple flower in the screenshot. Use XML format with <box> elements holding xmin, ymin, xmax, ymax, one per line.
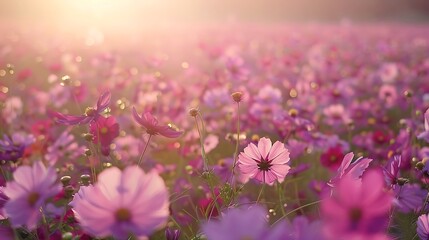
<box><xmin>383</xmin><ymin>155</ymin><xmax>401</xmax><ymax>188</ymax></box>
<box><xmin>52</xmin><ymin>91</ymin><xmax>111</xmax><ymax>125</ymax></box>
<box><xmin>3</xmin><ymin>161</ymin><xmax>61</xmax><ymax>229</ymax></box>
<box><xmin>282</xmin><ymin>216</ymin><xmax>324</xmax><ymax>240</ymax></box>
<box><xmin>394</xmin><ymin>184</ymin><xmax>427</xmax><ymax>213</ymax></box>
<box><xmin>165</xmin><ymin>228</ymin><xmax>181</xmax><ymax>240</ymax></box>
<box><xmin>417</xmin><ymin>214</ymin><xmax>429</xmax><ymax>240</ymax></box>
<box><xmin>132</xmin><ymin>107</ymin><xmax>183</xmax><ymax>138</ymax></box>
<box><xmin>70</xmin><ymin>166</ymin><xmax>169</xmax><ymax>239</ymax></box>
<box><xmin>0</xmin><ymin>133</ymin><xmax>35</xmax><ymax>163</ymax></box>
<box><xmin>0</xmin><ymin>225</ymin><xmax>14</xmax><ymax>240</ymax></box>
<box><xmin>202</xmin><ymin>205</ymin><xmax>269</xmax><ymax>240</ymax></box>
<box><xmin>238</xmin><ymin>137</ymin><xmax>291</xmax><ymax>185</ymax></box>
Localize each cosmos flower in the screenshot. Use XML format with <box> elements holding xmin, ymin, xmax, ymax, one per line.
<box><xmin>0</xmin><ymin>187</ymin><xmax>8</xmax><ymax>219</ymax></box>
<box><xmin>238</xmin><ymin>137</ymin><xmax>291</xmax><ymax>185</ymax></box>
<box><xmin>280</xmin><ymin>216</ymin><xmax>324</xmax><ymax>240</ymax></box>
<box><xmin>113</xmin><ymin>135</ymin><xmax>142</xmax><ymax>161</ymax></box>
<box><xmin>70</xmin><ymin>166</ymin><xmax>169</xmax><ymax>239</ymax></box>
<box><xmin>378</xmin><ymin>85</ymin><xmax>397</xmax><ymax>108</ymax></box>
<box><xmin>89</xmin><ymin>116</ymin><xmax>119</xmax><ymax>156</ymax></box>
<box><xmin>328</xmin><ymin>152</ymin><xmax>373</xmax><ymax>186</ymax></box>
<box><xmin>132</xmin><ymin>107</ymin><xmax>183</xmax><ymax>138</ymax></box>
<box><xmin>393</xmin><ymin>184</ymin><xmax>427</xmax><ymax>213</ymax></box>
<box><xmin>417</xmin><ymin>214</ymin><xmax>429</xmax><ymax>240</ymax></box>
<box><xmin>3</xmin><ymin>161</ymin><xmax>61</xmax><ymax>229</ymax></box>
<box><xmin>45</xmin><ymin>130</ymin><xmax>85</xmax><ymax>165</ymax></box>
<box><xmin>2</xmin><ymin>96</ymin><xmax>23</xmax><ymax>124</ymax></box>
<box><xmin>418</xmin><ymin>109</ymin><xmax>429</xmax><ymax>143</ymax></box>
<box><xmin>320</xmin><ymin>145</ymin><xmax>345</xmax><ymax>171</ymax></box>
<box><xmin>0</xmin><ymin>133</ymin><xmax>35</xmax><ymax>163</ymax></box>
<box><xmin>383</xmin><ymin>155</ymin><xmax>401</xmax><ymax>188</ymax></box>
<box><xmin>322</xmin><ymin>169</ymin><xmax>393</xmax><ymax>239</ymax></box>
<box><xmin>323</xmin><ymin>104</ymin><xmax>351</xmax><ymax>126</ymax></box>
<box><xmin>52</xmin><ymin>91</ymin><xmax>111</xmax><ymax>125</ymax></box>
<box><xmin>165</xmin><ymin>228</ymin><xmax>181</xmax><ymax>240</ymax></box>
<box><xmin>202</xmin><ymin>205</ymin><xmax>281</xmax><ymax>240</ymax></box>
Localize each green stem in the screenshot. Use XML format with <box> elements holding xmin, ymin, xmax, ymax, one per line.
<box><xmin>277</xmin><ymin>182</ymin><xmax>287</xmax><ymax>216</ymax></box>
<box><xmin>137</xmin><ymin>134</ymin><xmax>152</xmax><ymax>166</ymax></box>
<box><xmin>194</xmin><ymin>116</ymin><xmax>208</xmax><ymax>171</ymax></box>
<box><xmin>272</xmin><ymin>200</ymin><xmax>323</xmax><ymax>225</ymax></box>
<box><xmin>256</xmin><ymin>184</ymin><xmax>266</xmax><ymax>204</ymax></box>
<box><xmin>230</xmin><ymin>102</ymin><xmax>240</xmax><ymax>183</ymax></box>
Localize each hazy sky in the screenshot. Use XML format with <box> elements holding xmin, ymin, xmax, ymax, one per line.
<box><xmin>0</xmin><ymin>0</ymin><xmax>428</xmax><ymax>25</ymax></box>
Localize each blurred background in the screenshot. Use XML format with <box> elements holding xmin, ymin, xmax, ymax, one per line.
<box><xmin>1</xmin><ymin>0</ymin><xmax>429</xmax><ymax>27</ymax></box>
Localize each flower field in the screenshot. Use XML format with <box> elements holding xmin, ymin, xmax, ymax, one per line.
<box><xmin>1</xmin><ymin>24</ymin><xmax>429</xmax><ymax>239</ymax></box>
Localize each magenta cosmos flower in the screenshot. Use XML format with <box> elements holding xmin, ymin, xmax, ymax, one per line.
<box><xmin>89</xmin><ymin>116</ymin><xmax>120</xmax><ymax>156</ymax></box>
<box><xmin>3</xmin><ymin>161</ymin><xmax>61</xmax><ymax>229</ymax></box>
<box><xmin>70</xmin><ymin>166</ymin><xmax>169</xmax><ymax>239</ymax></box>
<box><xmin>238</xmin><ymin>137</ymin><xmax>291</xmax><ymax>185</ymax></box>
<box><xmin>52</xmin><ymin>91</ymin><xmax>111</xmax><ymax>125</ymax></box>
<box><xmin>322</xmin><ymin>169</ymin><xmax>393</xmax><ymax>239</ymax></box>
<box><xmin>132</xmin><ymin>107</ymin><xmax>183</xmax><ymax>138</ymax></box>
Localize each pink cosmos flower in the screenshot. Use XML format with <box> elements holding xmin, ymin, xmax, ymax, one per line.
<box><xmin>70</xmin><ymin>166</ymin><xmax>169</xmax><ymax>239</ymax></box>
<box><xmin>3</xmin><ymin>161</ymin><xmax>61</xmax><ymax>229</ymax></box>
<box><xmin>323</xmin><ymin>104</ymin><xmax>351</xmax><ymax>126</ymax></box>
<box><xmin>89</xmin><ymin>116</ymin><xmax>119</xmax><ymax>156</ymax></box>
<box><xmin>132</xmin><ymin>107</ymin><xmax>183</xmax><ymax>138</ymax></box>
<box><xmin>378</xmin><ymin>85</ymin><xmax>397</xmax><ymax>108</ymax></box>
<box><xmin>328</xmin><ymin>152</ymin><xmax>372</xmax><ymax>186</ymax></box>
<box><xmin>0</xmin><ymin>187</ymin><xmax>8</xmax><ymax>219</ymax></box>
<box><xmin>322</xmin><ymin>169</ymin><xmax>393</xmax><ymax>239</ymax></box>
<box><xmin>45</xmin><ymin>130</ymin><xmax>85</xmax><ymax>165</ymax></box>
<box><xmin>418</xmin><ymin>108</ymin><xmax>429</xmax><ymax>143</ymax></box>
<box><xmin>238</xmin><ymin>137</ymin><xmax>291</xmax><ymax>185</ymax></box>
<box><xmin>52</xmin><ymin>91</ymin><xmax>111</xmax><ymax>125</ymax></box>
<box><xmin>2</xmin><ymin>96</ymin><xmax>23</xmax><ymax>124</ymax></box>
<box><xmin>113</xmin><ymin>135</ymin><xmax>142</xmax><ymax>161</ymax></box>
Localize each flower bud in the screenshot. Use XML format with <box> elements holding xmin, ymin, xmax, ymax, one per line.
<box><xmin>84</xmin><ymin>149</ymin><xmax>92</xmax><ymax>157</ymax></box>
<box><xmin>404</xmin><ymin>90</ymin><xmax>413</xmax><ymax>98</ymax></box>
<box><xmin>165</xmin><ymin>228</ymin><xmax>181</xmax><ymax>240</ymax></box>
<box><xmin>416</xmin><ymin>161</ymin><xmax>425</xmax><ymax>171</ymax></box>
<box><xmin>62</xmin><ymin>232</ymin><xmax>73</xmax><ymax>240</ymax></box>
<box><xmin>188</xmin><ymin>108</ymin><xmax>199</xmax><ymax>117</ymax></box>
<box><xmin>80</xmin><ymin>174</ymin><xmax>91</xmax><ymax>186</ymax></box>
<box><xmin>60</xmin><ymin>175</ymin><xmax>72</xmax><ymax>187</ymax></box>
<box><xmin>231</xmin><ymin>91</ymin><xmax>243</xmax><ymax>103</ymax></box>
<box><xmin>397</xmin><ymin>178</ymin><xmax>409</xmax><ymax>186</ymax></box>
<box><xmin>64</xmin><ymin>185</ymin><xmax>75</xmax><ymax>198</ymax></box>
<box><xmin>82</xmin><ymin>133</ymin><xmax>94</xmax><ymax>142</ymax></box>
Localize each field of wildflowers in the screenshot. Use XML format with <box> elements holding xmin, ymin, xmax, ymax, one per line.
<box><xmin>0</xmin><ymin>24</ymin><xmax>429</xmax><ymax>239</ymax></box>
